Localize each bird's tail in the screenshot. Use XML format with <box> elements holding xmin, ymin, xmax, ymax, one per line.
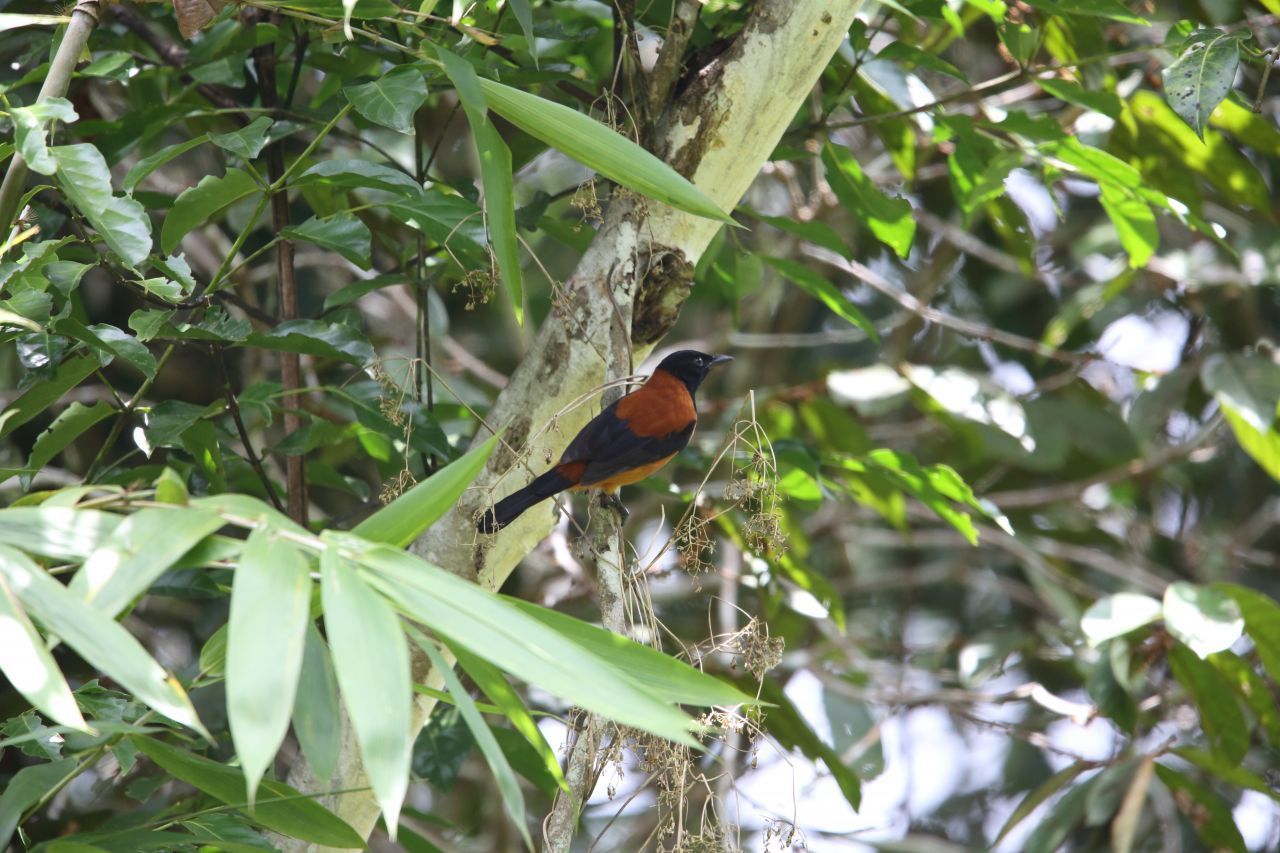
<box><xmin>477</xmin><ymin>466</ymin><xmax>576</xmax><ymax>533</ymax></box>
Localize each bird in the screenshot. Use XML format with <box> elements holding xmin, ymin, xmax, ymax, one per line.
<box><xmin>477</xmin><ymin>350</ymin><xmax>733</xmax><ymax>533</ymax></box>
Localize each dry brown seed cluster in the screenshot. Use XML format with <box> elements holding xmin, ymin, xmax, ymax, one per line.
<box><xmin>674</xmin><ymin>514</ymin><xmax>716</xmax><ymax>582</ymax></box>
<box><xmin>571</xmin><ymin>178</ymin><xmax>602</xmax><ymax>225</ymax></box>
<box><xmin>738</xmin><ymin>617</ymin><xmax>785</xmax><ymax>679</ymax></box>
<box><xmin>664</xmin><ymin>827</ymin><xmax>728</xmax><ymax>853</ymax></box>
<box><xmin>453</xmin><ymin>266</ymin><xmax>494</xmax><ymax>310</ymax></box>
<box><xmin>371</xmin><ymin>362</ymin><xmax>406</xmax><ymax>427</ymax></box>
<box><xmin>378</xmin><ymin>468</ymin><xmax>416</xmax><ymax>504</ymax></box>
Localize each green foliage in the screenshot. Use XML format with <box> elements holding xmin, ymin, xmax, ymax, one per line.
<box><xmin>4</xmin><ymin>0</ymin><xmax>1280</xmax><ymax>849</ymax></box>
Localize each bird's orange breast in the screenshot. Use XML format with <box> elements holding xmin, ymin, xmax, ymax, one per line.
<box><xmin>615</xmin><ymin>370</ymin><xmax>696</xmax><ymax>437</ymax></box>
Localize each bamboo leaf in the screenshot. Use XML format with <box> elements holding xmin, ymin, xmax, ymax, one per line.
<box><xmin>411</xmin><ymin>629</ymin><xmax>533</xmax><ymax>850</ymax></box>
<box><xmin>0</xmin><ymin>545</ymin><xmax>208</xmax><ymax>738</ymax></box>
<box><xmin>227</xmin><ymin>528</ymin><xmax>312</xmax><ymax>804</ymax></box>
<box><xmin>320</xmin><ymin>547</ymin><xmax>412</xmax><ymax>837</ymax></box>
<box><xmin>474</xmin><ymin>77</ymin><xmax>732</xmax><ymax>224</ymax></box>
<box><xmin>353</xmin><ymin>433</ymin><xmax>499</xmax><ymax>547</ymax></box>
<box><xmin>0</xmin><ymin>574</ymin><xmax>87</xmax><ymax>731</ymax></box>
<box><xmin>438</xmin><ymin>49</ymin><xmax>523</xmax><ymax>324</ymax></box>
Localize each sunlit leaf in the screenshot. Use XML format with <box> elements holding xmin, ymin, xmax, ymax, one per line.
<box><xmin>1162</xmin><ymin>29</ymin><xmax>1242</xmax><ymax>139</ymax></box>
<box><xmin>227</xmin><ymin>528</ymin><xmax>311</xmax><ymax>804</ymax></box>
<box><xmin>0</xmin><ymin>573</ymin><xmax>87</xmax><ymax>730</ymax></box>
<box><xmin>1081</xmin><ymin>593</ymin><xmax>1163</xmax><ymax>646</ymax></box>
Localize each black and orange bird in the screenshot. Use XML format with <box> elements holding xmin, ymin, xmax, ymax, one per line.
<box><xmin>477</xmin><ymin>350</ymin><xmax>733</xmax><ymax>533</ymax></box>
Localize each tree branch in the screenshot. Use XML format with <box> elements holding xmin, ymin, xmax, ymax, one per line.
<box><xmin>0</xmin><ymin>0</ymin><xmax>102</xmax><ymax>244</ymax></box>
<box><xmin>281</xmin><ymin>4</ymin><xmax>862</xmax><ymax>846</ymax></box>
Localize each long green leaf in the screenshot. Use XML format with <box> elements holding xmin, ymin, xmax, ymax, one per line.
<box><xmin>439</xmin><ymin>49</ymin><xmax>523</xmax><ymax>324</ymax></box>
<box><xmin>0</xmin><ymin>574</ymin><xmax>87</xmax><ymax>730</ymax></box>
<box><xmin>474</xmin><ymin>77</ymin><xmax>732</xmax><ymax>224</ymax></box>
<box><xmin>27</xmin><ymin>401</ymin><xmax>115</xmax><ymax>473</ymax></box>
<box><xmin>68</xmin><ymin>508</ymin><xmax>225</xmax><ymax>617</ymax></box>
<box><xmin>130</xmin><ymin>737</ymin><xmax>364</xmax><ymax>848</ymax></box>
<box><xmin>411</xmin><ymin>629</ymin><xmax>533</xmax><ymax>850</ymax></box>
<box><xmin>227</xmin><ymin>528</ymin><xmax>312</xmax><ymax>804</ymax></box>
<box><xmin>0</xmin><ymin>546</ymin><xmax>208</xmax><ymax>738</ymax></box>
<box><xmin>338</xmin><ymin>535</ymin><xmax>697</xmax><ymax>746</ymax></box>
<box><xmin>450</xmin><ymin>639</ymin><xmax>567</xmax><ymax>795</ymax></box>
<box><xmin>320</xmin><ymin>546</ymin><xmax>412</xmax><ymax>837</ymax></box>
<box><xmin>764</xmin><ymin>257</ymin><xmax>878</xmax><ymax>340</ymax></box>
<box><xmin>291</xmin><ymin>623</ymin><xmax>342</xmax><ymax>783</ymax></box>
<box><xmin>353</xmin><ymin>433</ymin><xmax>499</xmax><ymax>547</ymax></box>
<box><xmin>123</xmin><ymin>135</ymin><xmax>210</xmax><ymax>193</ymax></box>
<box><xmin>0</xmin><ymin>507</ymin><xmax>121</xmax><ymax>561</ymax></box>
<box><xmin>0</xmin><ymin>355</ymin><xmax>99</xmax><ymax>440</ymax></box>
<box><xmin>506</xmin><ymin>598</ymin><xmax>756</xmax><ymax>707</ymax></box>
<box><xmin>821</xmin><ymin>143</ymin><xmax>914</xmax><ymax>258</ymax></box>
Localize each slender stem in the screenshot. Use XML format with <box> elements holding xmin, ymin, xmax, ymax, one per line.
<box><xmin>218</xmin><ymin>349</ymin><xmax>285</xmax><ymax>511</ymax></box>
<box><xmin>254</xmin><ymin>13</ymin><xmax>308</xmax><ymax>526</ymax></box>
<box><xmin>0</xmin><ymin>0</ymin><xmax>102</xmax><ymax>247</ymax></box>
<box><xmin>83</xmin><ymin>345</ymin><xmax>176</xmax><ymax>483</ymax></box>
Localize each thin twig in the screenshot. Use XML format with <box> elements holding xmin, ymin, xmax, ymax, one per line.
<box><xmin>217</xmin><ymin>349</ymin><xmax>285</xmax><ymax>511</ymax></box>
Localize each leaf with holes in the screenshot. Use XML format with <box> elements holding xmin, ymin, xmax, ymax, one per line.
<box><xmin>1162</xmin><ymin>29</ymin><xmax>1244</xmax><ymax>139</ymax></box>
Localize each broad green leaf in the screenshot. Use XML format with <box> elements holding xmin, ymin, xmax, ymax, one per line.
<box><xmin>341</xmin><ymin>536</ymin><xmax>698</xmax><ymax>745</ymax></box>
<box><xmin>506</xmin><ymin>598</ymin><xmax>755</xmax><ymax>707</ymax></box>
<box><xmin>51</xmin><ymin>145</ymin><xmax>152</xmax><ymax>268</ymax></box>
<box><xmin>1036</xmin><ymin>77</ymin><xmax>1122</xmax><ymax>118</ymax></box>
<box><xmin>764</xmin><ymin>257</ymin><xmax>877</xmax><ymax>340</ymax></box>
<box><xmin>1021</xmin><ymin>0</ymin><xmax>1147</xmax><ymax>24</ymax></box>
<box><xmin>11</xmin><ymin>98</ymin><xmax>78</xmax><ymax>175</ymax></box>
<box><xmin>876</xmin><ymin>42</ymin><xmax>966</xmax><ymax>81</ymax></box>
<box><xmin>1081</xmin><ymin>593</ymin><xmax>1162</xmax><ymax>646</ymax></box>
<box><xmin>1173</xmin><ymin>746</ymin><xmax>1280</xmax><ymax>804</ymax></box>
<box><xmin>988</xmin><ymin>758</ymin><xmax>1090</xmax><ymax>845</ymax></box>
<box><xmin>69</xmin><ymin>508</ymin><xmax>225</xmax><ymax>617</ymax></box>
<box><xmin>291</xmin><ymin>623</ymin><xmax>342</xmax><ymax>783</ymax></box>
<box><xmin>1097</xmin><ymin>184</ymin><xmax>1156</xmax><ymax>268</ymax></box>
<box><xmin>474</xmin><ymin>77</ymin><xmax>731</xmax><ymax>224</ymax></box>
<box><xmin>322</xmin><ymin>272</ymin><xmax>411</xmax><ymax>311</ymax></box>
<box><xmin>161</xmin><ymin>168</ymin><xmax>260</xmax><ymax>255</ymax></box>
<box><xmin>0</xmin><ymin>507</ymin><xmax>121</xmax><ymax>561</ymax></box>
<box><xmin>244</xmin><ymin>319</ymin><xmax>375</xmax><ymax>366</ymax></box>
<box><xmin>227</xmin><ymin>528</ymin><xmax>311</xmax><ymax>804</ymax></box>
<box><xmin>0</xmin><ymin>573</ymin><xmax>87</xmax><ymax>730</ymax></box>
<box><xmin>450</xmin><ymin>640</ymin><xmax>567</xmax><ymax>794</ymax></box>
<box><xmin>320</xmin><ymin>547</ymin><xmax>412</xmax><ymax>836</ymax></box>
<box><xmin>209</xmin><ymin>116</ymin><xmax>274</xmax><ymax>160</ymax></box>
<box><xmin>1166</xmin><ymin>641</ymin><xmax>1247</xmax><ymax>764</ymax></box>
<box><xmin>1154</xmin><ymin>764</ymin><xmax>1246</xmax><ymax>853</ymax></box>
<box><xmin>755</xmin><ymin>676</ymin><xmax>860</xmax><ymax>810</ymax></box>
<box><xmin>1216</xmin><ymin>583</ymin><xmax>1280</xmax><ymax>685</ymax></box>
<box><xmin>752</xmin><ymin>212</ymin><xmax>849</xmax><ymax>259</ymax></box>
<box><xmin>1201</xmin><ymin>353</ymin><xmax>1280</xmax><ymax>481</ymax></box>
<box><xmin>1162</xmin><ymin>29</ymin><xmax>1242</xmax><ymax>139</ymax></box>
<box><xmin>412</xmin><ymin>631</ymin><xmax>533</xmax><ymax>850</ymax></box>
<box><xmin>821</xmin><ymin>143</ymin><xmax>914</xmax><ymax>258</ymax></box>
<box><xmin>0</xmin><ymin>355</ymin><xmax>98</xmax><ymax>440</ymax></box>
<box><xmin>81</xmin><ymin>322</ymin><xmax>158</xmax><ymax>378</ymax></box>
<box><xmin>438</xmin><ymin>48</ymin><xmax>523</xmax><ymax>323</ymax></box>
<box><xmin>1207</xmin><ymin>650</ymin><xmax>1280</xmax><ymax>745</ymax></box>
<box><xmin>1163</xmin><ymin>582</ymin><xmax>1244</xmax><ymax>659</ymax></box>
<box><xmin>130</xmin><ymin>737</ymin><xmax>364</xmax><ymax>848</ymax></box>
<box><xmin>282</xmin><ymin>213</ymin><xmax>372</xmax><ymax>268</ymax></box>
<box><xmin>0</xmin><ymin>758</ymin><xmax>77</xmax><ymax>851</ymax></box>
<box><xmin>294</xmin><ymin>159</ymin><xmax>421</xmax><ymax>196</ymax></box>
<box><xmin>0</xmin><ymin>545</ymin><xmax>208</xmax><ymax>737</ymax></box>
<box><xmin>353</xmin><ymin>433</ymin><xmax>497</xmax><ymax>547</ymax></box>
<box><xmin>27</xmin><ymin>401</ymin><xmax>115</xmax><ymax>472</ymax></box>
<box><xmin>943</xmin><ymin>118</ymin><xmax>1019</xmax><ymax>213</ymax></box>
<box><xmin>123</xmin><ymin>135</ymin><xmax>210</xmax><ymax>193</ymax></box>
<box><xmin>384</xmin><ymin>192</ymin><xmax>487</xmax><ymax>258</ymax></box>
<box><xmin>1201</xmin><ymin>353</ymin><xmax>1280</xmax><ymax>434</ymax></box>
<box><xmin>343</xmin><ymin>66</ymin><xmax>429</xmax><ymax>134</ymax></box>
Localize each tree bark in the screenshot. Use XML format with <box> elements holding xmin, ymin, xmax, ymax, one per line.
<box><xmin>282</xmin><ymin>3</ymin><xmax>861</xmax><ymax>848</ymax></box>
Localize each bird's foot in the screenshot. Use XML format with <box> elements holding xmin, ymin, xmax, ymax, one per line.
<box><xmin>597</xmin><ymin>492</ymin><xmax>630</xmax><ymax>525</ymax></box>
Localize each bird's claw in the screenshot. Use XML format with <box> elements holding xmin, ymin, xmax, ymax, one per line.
<box><xmin>597</xmin><ymin>492</ymin><xmax>630</xmax><ymax>524</ymax></box>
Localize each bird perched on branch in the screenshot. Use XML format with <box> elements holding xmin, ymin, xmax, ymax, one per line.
<box><xmin>477</xmin><ymin>350</ymin><xmax>733</xmax><ymax>533</ymax></box>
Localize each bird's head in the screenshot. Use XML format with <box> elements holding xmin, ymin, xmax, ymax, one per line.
<box><xmin>654</xmin><ymin>350</ymin><xmax>734</xmax><ymax>393</ymax></box>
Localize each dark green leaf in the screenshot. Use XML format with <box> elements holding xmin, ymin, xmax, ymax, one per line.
<box><xmin>282</xmin><ymin>213</ymin><xmax>372</xmax><ymax>268</ymax></box>
<box><xmin>0</xmin><ymin>355</ymin><xmax>98</xmax><ymax>439</ymax></box>
<box><xmin>209</xmin><ymin>117</ymin><xmax>274</xmax><ymax>160</ymax></box>
<box><xmin>161</xmin><ymin>168</ymin><xmax>260</xmax><ymax>255</ymax></box>
<box><xmin>344</xmin><ymin>66</ymin><xmax>428</xmax><ymax>134</ymax></box>
<box><xmin>1154</xmin><ymin>764</ymin><xmax>1246</xmax><ymax>853</ymax></box>
<box><xmin>245</xmin><ymin>319</ymin><xmax>375</xmax><ymax>367</ymax></box>
<box><xmin>1167</xmin><ymin>641</ymin><xmax>1248</xmax><ymax>764</ymax></box>
<box><xmin>130</xmin><ymin>737</ymin><xmax>364</xmax><ymax>848</ymax></box>
<box><xmin>0</xmin><ymin>759</ymin><xmax>77</xmax><ymax>850</ymax></box>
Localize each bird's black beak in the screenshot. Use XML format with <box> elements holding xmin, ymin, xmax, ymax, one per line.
<box><xmin>709</xmin><ymin>354</ymin><xmax>734</xmax><ymax>368</ymax></box>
